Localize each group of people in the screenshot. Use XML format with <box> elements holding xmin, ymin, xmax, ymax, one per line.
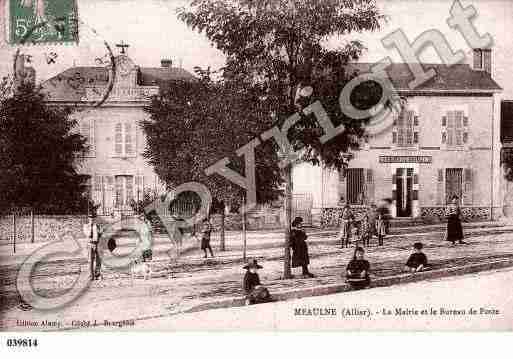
<box><xmin>243</xmin><ymin>194</ymin><xmax>467</xmax><ymax>305</ymax></box>
<box><xmin>339</xmin><ymin>202</ymin><xmax>390</xmax><ymax>248</ymax></box>
<box><xmin>84</xmin><ymin>194</ymin><xmax>466</xmax><ymax>304</ymax></box>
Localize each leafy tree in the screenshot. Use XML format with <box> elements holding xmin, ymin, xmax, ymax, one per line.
<box><xmin>0</xmin><ymin>84</ymin><xmax>92</xmax><ymax>214</ymax></box>
<box><xmin>177</xmin><ymin>0</ymin><xmax>386</xmax><ymax>277</ymax></box>
<box><xmin>142</xmin><ymin>69</ymin><xmax>284</xmax><ymax>250</ymax></box>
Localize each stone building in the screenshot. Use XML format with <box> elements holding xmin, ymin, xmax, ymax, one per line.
<box><xmin>293</xmin><ymin>49</ymin><xmax>503</xmax><ymax>225</ymax></box>
<box><xmin>41</xmin><ymin>51</ymin><xmax>194</xmax><ymax>216</ymax></box>
<box><xmin>40</xmin><ymin>47</ymin><xmax>506</xmax><ymax>227</ymax></box>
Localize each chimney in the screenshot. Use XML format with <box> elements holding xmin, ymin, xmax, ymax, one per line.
<box><xmin>161</xmin><ymin>59</ymin><xmax>173</xmax><ymax>68</ymax></box>
<box><xmin>13</xmin><ymin>54</ymin><xmax>36</xmax><ymax>89</ymax></box>
<box><xmin>473</xmin><ymin>48</ymin><xmax>492</xmax><ymax>74</ymax></box>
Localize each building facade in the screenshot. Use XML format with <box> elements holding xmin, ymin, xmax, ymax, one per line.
<box><xmin>293</xmin><ymin>49</ymin><xmax>503</xmax><ymax>225</ymax></box>
<box><xmin>42</xmin><ymin>53</ymin><xmax>194</xmax><ymax>216</ymax></box>
<box><xmin>41</xmin><ymin>48</ymin><xmax>506</xmax><ymax>226</ymax></box>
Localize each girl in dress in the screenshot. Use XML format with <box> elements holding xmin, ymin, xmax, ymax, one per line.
<box><xmin>339</xmin><ymin>204</ymin><xmax>354</xmax><ymax>248</ymax></box>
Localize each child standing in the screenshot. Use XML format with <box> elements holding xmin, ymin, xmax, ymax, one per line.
<box><xmin>376</xmin><ymin>212</ymin><xmax>386</xmax><ymax>246</ymax></box>
<box><xmin>404</xmin><ymin>242</ymin><xmax>429</xmax><ymax>273</ymax></box>
<box><xmin>200</xmin><ymin>218</ymin><xmax>214</xmax><ymax>258</ymax></box>
<box><xmin>242</xmin><ymin>259</ymin><xmax>272</xmax><ymax>305</ymax></box>
<box><xmin>359</xmin><ymin>213</ymin><xmax>372</xmax><ymax>247</ymax></box>
<box><xmin>339</xmin><ymin>204</ymin><xmax>354</xmax><ymax>248</ymax></box>
<box><xmin>345</xmin><ymin>247</ymin><xmax>371</xmax><ymax>290</ymax></box>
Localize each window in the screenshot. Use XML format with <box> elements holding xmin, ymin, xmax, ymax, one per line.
<box><xmin>115</xmin><ymin>175</ymin><xmax>134</xmax><ymax>207</ymax></box>
<box><xmin>79</xmin><ymin>118</ymin><xmax>95</xmax><ymax>157</ymax></box>
<box><xmin>114</xmin><ymin>121</ymin><xmax>137</xmax><ymax>157</ymax></box>
<box><xmin>392</xmin><ymin>107</ymin><xmax>419</xmax><ymax>148</ymax></box>
<box><xmin>474</xmin><ymin>50</ymin><xmax>484</xmax><ymax>70</ymax></box>
<box><xmin>346</xmin><ymin>168</ymin><xmax>365</xmax><ymax>205</ymax></box>
<box><xmin>442</xmin><ymin>110</ymin><xmax>468</xmax><ymax>148</ymax></box>
<box><xmin>445</xmin><ymin>168</ymin><xmax>462</xmax><ymax>204</ymax></box>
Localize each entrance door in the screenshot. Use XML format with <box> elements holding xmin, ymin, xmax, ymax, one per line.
<box><xmin>396</xmin><ymin>168</ymin><xmax>413</xmax><ymax>217</ymax></box>
<box><xmin>115</xmin><ymin>175</ymin><xmax>134</xmax><ymax>211</ymax></box>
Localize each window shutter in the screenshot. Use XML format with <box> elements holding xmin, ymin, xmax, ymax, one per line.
<box><xmin>124</xmin><ymin>122</ymin><xmax>137</xmax><ymax>157</ymax></box>
<box><xmin>447</xmin><ymin>128</ymin><xmax>454</xmax><ymax>146</ymax></box>
<box><xmin>114</xmin><ymin>123</ymin><xmax>123</xmax><ymax>157</ymax></box>
<box><xmin>92</xmin><ymin>175</ymin><xmax>102</xmax><ymax>204</ymax></box>
<box><xmin>339</xmin><ymin>169</ymin><xmax>347</xmax><ymax>205</ymax></box>
<box><xmin>89</xmin><ymin>119</ymin><xmax>95</xmax><ymax>157</ymax></box>
<box><xmin>90</xmin><ymin>175</ymin><xmax>96</xmax><ymax>203</ymax></box>
<box><xmin>436</xmin><ymin>169</ymin><xmax>444</xmax><ymax>205</ymax></box>
<box><xmin>455</xmin><ymin>111</ymin><xmax>463</xmax><ymax>145</ymax></box>
<box><xmin>463</xmin><ymin>168</ymin><xmax>473</xmax><ymax>205</ymax></box>
<box><xmin>392</xmin><ymin>131</ymin><xmax>397</xmax><ymax>144</ymax></box>
<box><xmin>365</xmin><ymin>169</ymin><xmax>374</xmax><ymax>205</ymax></box>
<box><xmin>80</xmin><ymin>119</ymin><xmax>92</xmax><ymax>157</ymax></box>
<box><xmin>103</xmin><ymin>176</ymin><xmax>114</xmax><ymax>211</ymax></box>
<box><xmin>391</xmin><ymin>172</ymin><xmax>397</xmax><ymax>202</ymax></box>
<box><xmin>126</xmin><ymin>176</ymin><xmax>135</xmax><ymax>205</ymax></box>
<box><xmin>135</xmin><ymin>175</ymin><xmax>144</xmax><ymax>203</ymax></box>
<box><xmin>115</xmin><ymin>176</ymin><xmax>123</xmax><ymax>207</ymax></box>
<box><xmin>442</xmin><ymin>116</ymin><xmax>447</xmax><ymax>127</ymax></box>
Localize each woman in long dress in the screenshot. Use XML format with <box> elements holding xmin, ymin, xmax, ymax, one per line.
<box><xmin>290</xmin><ymin>217</ymin><xmax>315</xmax><ymax>278</ymax></box>
<box><xmin>446</xmin><ymin>195</ymin><xmax>466</xmax><ymax>245</ymax></box>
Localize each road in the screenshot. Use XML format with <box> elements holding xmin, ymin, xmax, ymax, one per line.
<box><xmin>133</xmin><ymin>267</ymin><xmax>513</xmax><ymax>331</ymax></box>
<box><xmin>2</xmin><ymin>229</ymin><xmax>513</xmax><ymax>331</ymax></box>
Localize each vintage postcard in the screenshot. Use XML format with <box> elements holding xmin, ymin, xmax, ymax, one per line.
<box><xmin>1</xmin><ymin>0</ymin><xmax>513</xmax><ymax>336</ymax></box>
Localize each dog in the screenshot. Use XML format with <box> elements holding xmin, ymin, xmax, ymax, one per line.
<box><xmin>130</xmin><ymin>259</ymin><xmax>153</xmax><ymax>281</ymax></box>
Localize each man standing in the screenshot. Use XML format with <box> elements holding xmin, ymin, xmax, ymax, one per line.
<box><xmin>84</xmin><ymin>214</ymin><xmax>102</xmax><ymax>280</ymax></box>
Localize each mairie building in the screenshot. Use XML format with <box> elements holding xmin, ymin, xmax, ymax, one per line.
<box><xmin>41</xmin><ymin>52</ymin><xmax>194</xmax><ymax>216</ymax></box>
<box><xmin>293</xmin><ymin>49</ymin><xmax>504</xmax><ymax>226</ymax></box>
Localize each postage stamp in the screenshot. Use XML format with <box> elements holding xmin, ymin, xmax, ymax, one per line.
<box><xmin>1</xmin><ymin>1</ymin><xmax>513</xmax><ymax>352</ymax></box>
<box><xmin>8</xmin><ymin>0</ymin><xmax>78</xmax><ymax>45</ymax></box>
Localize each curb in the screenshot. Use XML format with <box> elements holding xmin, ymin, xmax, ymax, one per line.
<box><xmin>180</xmin><ymin>258</ymin><xmax>513</xmax><ymax>314</ymax></box>
<box><xmin>55</xmin><ymin>257</ymin><xmax>513</xmax><ymax>331</ymax></box>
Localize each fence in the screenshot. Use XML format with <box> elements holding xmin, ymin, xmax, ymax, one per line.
<box><xmin>0</xmin><ymin>212</ymin><xmax>88</xmax><ymax>252</ymax></box>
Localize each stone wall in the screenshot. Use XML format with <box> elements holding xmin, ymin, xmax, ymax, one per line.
<box><xmin>318</xmin><ymin>206</ymin><xmax>494</xmax><ymax>229</ymax></box>
<box><xmin>320</xmin><ymin>206</ymin><xmax>370</xmax><ymax>228</ymax></box>
<box><xmin>211</xmin><ymin>207</ymin><xmax>283</xmax><ymax>231</ymax></box>
<box><xmin>420</xmin><ymin>207</ymin><xmax>492</xmax><ymax>222</ymax></box>
<box><xmin>0</xmin><ymin>215</ymin><xmax>88</xmax><ymax>243</ymax></box>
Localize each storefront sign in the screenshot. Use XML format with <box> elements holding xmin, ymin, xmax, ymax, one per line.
<box><xmin>379</xmin><ymin>155</ymin><xmax>432</xmax><ymax>164</ymax></box>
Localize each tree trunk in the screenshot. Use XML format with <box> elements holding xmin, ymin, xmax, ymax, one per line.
<box><xmin>283</xmin><ymin>164</ymin><xmax>293</xmax><ymax>279</ymax></box>
<box><xmin>220</xmin><ymin>203</ymin><xmax>226</xmax><ymax>251</ymax></box>
<box><xmin>242</xmin><ymin>195</ymin><xmax>247</xmax><ymax>261</ymax></box>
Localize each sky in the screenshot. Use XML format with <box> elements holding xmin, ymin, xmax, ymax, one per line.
<box><xmin>0</xmin><ymin>0</ymin><xmax>512</xmax><ymax>97</ymax></box>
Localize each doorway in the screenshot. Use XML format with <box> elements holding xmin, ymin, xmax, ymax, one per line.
<box><xmin>395</xmin><ymin>168</ymin><xmax>413</xmax><ymax>217</ymax></box>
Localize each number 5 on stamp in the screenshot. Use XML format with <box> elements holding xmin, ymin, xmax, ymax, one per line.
<box><xmin>9</xmin><ymin>0</ymin><xmax>79</xmax><ymax>44</ymax></box>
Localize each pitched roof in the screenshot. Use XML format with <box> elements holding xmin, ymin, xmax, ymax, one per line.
<box><xmin>346</xmin><ymin>63</ymin><xmax>502</xmax><ymax>92</ymax></box>
<box><xmin>41</xmin><ymin>66</ymin><xmax>195</xmax><ymax>102</ymax></box>
<box><xmin>41</xmin><ymin>61</ymin><xmax>501</xmax><ymax>103</ymax></box>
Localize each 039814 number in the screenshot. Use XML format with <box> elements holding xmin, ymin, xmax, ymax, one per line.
<box><xmin>6</xmin><ymin>338</ymin><xmax>38</xmax><ymax>347</ymax></box>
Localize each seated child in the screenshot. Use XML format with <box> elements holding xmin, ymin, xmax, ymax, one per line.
<box><xmin>243</xmin><ymin>259</ymin><xmax>272</xmax><ymax>305</ymax></box>
<box><xmin>345</xmin><ymin>247</ymin><xmax>371</xmax><ymax>290</ymax></box>
<box><xmin>404</xmin><ymin>242</ymin><xmax>429</xmax><ymax>273</ymax></box>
